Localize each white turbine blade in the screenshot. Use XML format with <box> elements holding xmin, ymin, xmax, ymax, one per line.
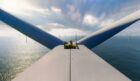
<box><xmin>78</xmin><ymin>10</ymin><xmax>140</xmax><ymax>49</ymax></box>
<box><xmin>0</xmin><ymin>9</ymin><xmax>63</xmax><ymax>49</ymax></box>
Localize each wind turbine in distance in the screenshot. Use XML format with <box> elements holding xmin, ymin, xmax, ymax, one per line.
<box><xmin>0</xmin><ymin>9</ymin><xmax>140</xmax><ymax>81</ymax></box>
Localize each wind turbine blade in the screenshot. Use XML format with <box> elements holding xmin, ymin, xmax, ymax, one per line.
<box><xmin>0</xmin><ymin>9</ymin><xmax>63</xmax><ymax>49</ymax></box>
<box><xmin>78</xmin><ymin>10</ymin><xmax>140</xmax><ymax>49</ymax></box>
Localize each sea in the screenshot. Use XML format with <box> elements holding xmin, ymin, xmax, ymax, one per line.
<box><xmin>0</xmin><ymin>35</ymin><xmax>140</xmax><ymax>81</ymax></box>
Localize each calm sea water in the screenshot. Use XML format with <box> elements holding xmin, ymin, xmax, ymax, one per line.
<box><xmin>0</xmin><ymin>36</ymin><xmax>140</xmax><ymax>81</ymax></box>
<box><xmin>0</xmin><ymin>36</ymin><xmax>49</xmax><ymax>81</ymax></box>
<box><xmin>93</xmin><ymin>36</ymin><xmax>140</xmax><ymax>81</ymax></box>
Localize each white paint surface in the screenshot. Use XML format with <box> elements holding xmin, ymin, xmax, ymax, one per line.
<box><xmin>12</xmin><ymin>45</ymin><xmax>131</xmax><ymax>81</ymax></box>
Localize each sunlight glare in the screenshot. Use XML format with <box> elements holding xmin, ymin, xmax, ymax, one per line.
<box><xmin>0</xmin><ymin>0</ymin><xmax>34</xmax><ymax>15</ymax></box>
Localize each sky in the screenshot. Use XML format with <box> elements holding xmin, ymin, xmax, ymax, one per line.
<box><xmin>0</xmin><ymin>0</ymin><xmax>140</xmax><ymax>38</ymax></box>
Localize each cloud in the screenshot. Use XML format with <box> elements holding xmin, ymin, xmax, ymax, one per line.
<box><xmin>0</xmin><ymin>23</ymin><xmax>21</xmax><ymax>37</ymax></box>
<box><xmin>0</xmin><ymin>24</ymin><xmax>14</xmax><ymax>30</ymax></box>
<box><xmin>0</xmin><ymin>0</ymin><xmax>61</xmax><ymax>17</ymax></box>
<box><xmin>1</xmin><ymin>0</ymin><xmax>140</xmax><ymax>37</ymax></box>
<box><xmin>83</xmin><ymin>14</ymin><xmax>99</xmax><ymax>25</ymax></box>
<box><xmin>100</xmin><ymin>19</ymin><xmax>115</xmax><ymax>27</ymax></box>
<box><xmin>67</xmin><ymin>5</ymin><xmax>82</xmax><ymax>22</ymax></box>
<box><xmin>0</xmin><ymin>30</ymin><xmax>18</xmax><ymax>37</ymax></box>
<box><xmin>43</xmin><ymin>23</ymin><xmax>65</xmax><ymax>30</ymax></box>
<box><xmin>48</xmin><ymin>28</ymin><xmax>88</xmax><ymax>37</ymax></box>
<box><xmin>36</xmin><ymin>23</ymin><xmax>88</xmax><ymax>37</ymax></box>
<box><xmin>33</xmin><ymin>8</ymin><xmax>51</xmax><ymax>16</ymax></box>
<box><xmin>116</xmin><ymin>21</ymin><xmax>140</xmax><ymax>36</ymax></box>
<box><xmin>0</xmin><ymin>0</ymin><xmax>37</xmax><ymax>16</ymax></box>
<box><xmin>51</xmin><ymin>6</ymin><xmax>62</xmax><ymax>13</ymax></box>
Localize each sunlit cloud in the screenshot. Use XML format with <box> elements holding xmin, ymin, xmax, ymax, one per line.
<box><xmin>100</xmin><ymin>19</ymin><xmax>115</xmax><ymax>27</ymax></box>
<box><xmin>48</xmin><ymin>28</ymin><xmax>88</xmax><ymax>37</ymax></box>
<box><xmin>37</xmin><ymin>23</ymin><xmax>65</xmax><ymax>31</ymax></box>
<box><xmin>51</xmin><ymin>6</ymin><xmax>62</xmax><ymax>13</ymax></box>
<box><xmin>83</xmin><ymin>14</ymin><xmax>99</xmax><ymax>25</ymax></box>
<box><xmin>36</xmin><ymin>23</ymin><xmax>88</xmax><ymax>37</ymax></box>
<box><xmin>0</xmin><ymin>0</ymin><xmax>51</xmax><ymax>17</ymax></box>
<box><xmin>0</xmin><ymin>0</ymin><xmax>140</xmax><ymax>37</ymax></box>
<box><xmin>0</xmin><ymin>24</ymin><xmax>21</xmax><ymax>37</ymax></box>
<box><xmin>0</xmin><ymin>0</ymin><xmax>33</xmax><ymax>15</ymax></box>
<box><xmin>0</xmin><ymin>30</ymin><xmax>17</xmax><ymax>37</ymax></box>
